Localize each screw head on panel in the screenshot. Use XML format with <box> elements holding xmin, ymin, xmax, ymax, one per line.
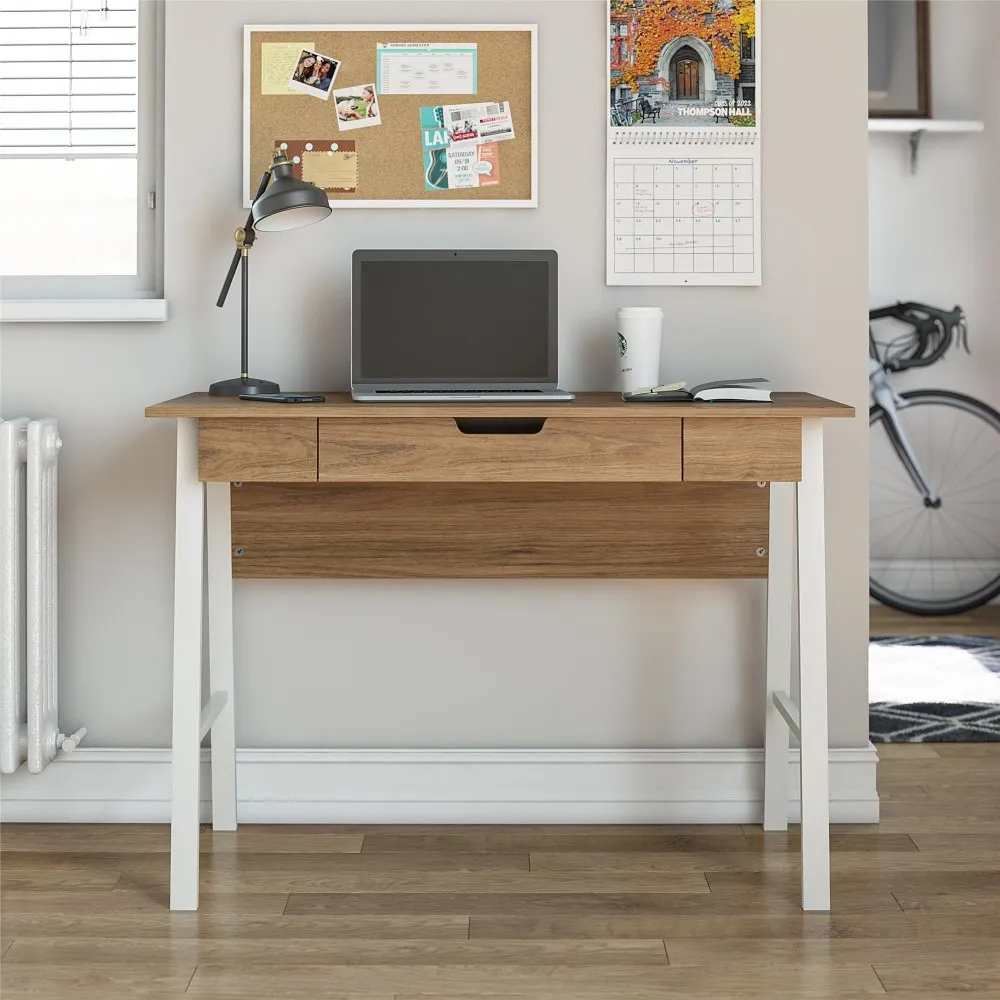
<box><xmin>234</xmin><ymin>546</ymin><xmax>245</xmax><ymax>557</ymax></box>
<box><xmin>233</xmin><ymin>481</ymin><xmax>244</xmax><ymax>488</ymax></box>
<box><xmin>757</xmin><ymin>481</ymin><xmax>767</xmax><ymax>488</ymax></box>
<box><xmin>755</xmin><ymin>547</ymin><xmax>766</xmax><ymax>557</ymax></box>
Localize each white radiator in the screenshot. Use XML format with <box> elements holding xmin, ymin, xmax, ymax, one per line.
<box><xmin>1</xmin><ymin>418</ymin><xmax>85</xmax><ymax>774</ymax></box>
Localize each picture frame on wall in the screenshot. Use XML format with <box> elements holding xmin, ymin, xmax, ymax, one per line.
<box><xmin>868</xmin><ymin>0</ymin><xmax>931</xmax><ymax>118</ymax></box>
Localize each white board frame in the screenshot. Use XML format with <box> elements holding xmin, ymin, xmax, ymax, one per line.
<box><xmin>244</xmin><ymin>24</ymin><xmax>538</xmax><ymax>208</ymax></box>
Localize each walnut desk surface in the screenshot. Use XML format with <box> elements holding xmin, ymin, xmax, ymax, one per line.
<box><xmin>146</xmin><ymin>389</ymin><xmax>854</xmax><ymax>916</ymax></box>
<box><xmin>146</xmin><ymin>391</ymin><xmax>853</xmax><ymax>419</ymax></box>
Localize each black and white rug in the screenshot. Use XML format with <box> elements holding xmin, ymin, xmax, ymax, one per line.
<box><xmin>870</xmin><ymin>635</ymin><xmax>1000</xmax><ymax>743</ymax></box>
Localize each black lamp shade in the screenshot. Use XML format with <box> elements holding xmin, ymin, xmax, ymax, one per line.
<box><xmin>251</xmin><ymin>157</ymin><xmax>332</xmax><ymax>233</ymax></box>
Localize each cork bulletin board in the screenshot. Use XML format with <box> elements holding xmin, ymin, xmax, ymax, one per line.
<box><xmin>244</xmin><ymin>25</ymin><xmax>537</xmax><ymax>208</ymax></box>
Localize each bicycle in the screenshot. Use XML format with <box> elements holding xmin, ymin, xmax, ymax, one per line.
<box><xmin>609</xmin><ymin>99</ymin><xmax>636</xmax><ymax>127</ymax></box>
<box><xmin>869</xmin><ymin>301</ymin><xmax>1000</xmax><ymax>615</ymax></box>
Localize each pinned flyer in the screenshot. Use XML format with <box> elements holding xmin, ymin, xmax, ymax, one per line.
<box><xmin>441</xmin><ymin>101</ymin><xmax>515</xmax><ymax>145</ymax></box>
<box><xmin>420</xmin><ymin>106</ymin><xmax>498</xmax><ymax>191</ymax></box>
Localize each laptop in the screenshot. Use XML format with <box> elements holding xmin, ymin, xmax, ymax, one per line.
<box><xmin>351</xmin><ymin>249</ymin><xmax>574</xmax><ymax>402</ymax></box>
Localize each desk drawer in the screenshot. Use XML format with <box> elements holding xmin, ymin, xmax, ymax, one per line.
<box><xmin>683</xmin><ymin>418</ymin><xmax>801</xmax><ymax>482</ymax></box>
<box><xmin>199</xmin><ymin>419</ymin><xmax>318</xmax><ymax>482</ymax></box>
<box><xmin>318</xmin><ymin>417</ymin><xmax>682</xmax><ymax>482</ymax></box>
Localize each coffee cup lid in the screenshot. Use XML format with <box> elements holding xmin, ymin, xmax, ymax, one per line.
<box><xmin>616</xmin><ymin>307</ymin><xmax>664</xmax><ymax>318</ymax></box>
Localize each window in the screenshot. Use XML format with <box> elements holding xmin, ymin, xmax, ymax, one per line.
<box><xmin>0</xmin><ymin>0</ymin><xmax>162</xmax><ymax>302</ymax></box>
<box><xmin>741</xmin><ymin>32</ymin><xmax>755</xmax><ymax>61</ymax></box>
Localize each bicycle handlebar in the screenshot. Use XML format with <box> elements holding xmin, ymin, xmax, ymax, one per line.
<box><xmin>869</xmin><ymin>301</ymin><xmax>967</xmax><ymax>372</ymax></box>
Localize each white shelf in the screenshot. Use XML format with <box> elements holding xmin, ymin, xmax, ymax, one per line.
<box><xmin>868</xmin><ymin>119</ymin><xmax>985</xmax><ymax>172</ymax></box>
<box><xmin>868</xmin><ymin>118</ymin><xmax>984</xmax><ymax>134</ymax></box>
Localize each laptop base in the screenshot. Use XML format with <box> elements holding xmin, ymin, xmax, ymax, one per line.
<box><xmin>352</xmin><ymin>389</ymin><xmax>575</xmax><ymax>403</ymax></box>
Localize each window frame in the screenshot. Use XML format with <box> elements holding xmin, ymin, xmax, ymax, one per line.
<box><xmin>1</xmin><ymin>0</ymin><xmax>165</xmax><ymax>320</ymax></box>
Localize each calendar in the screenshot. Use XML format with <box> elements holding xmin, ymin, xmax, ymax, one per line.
<box><xmin>607</xmin><ymin>131</ymin><xmax>761</xmax><ymax>286</ymax></box>
<box><xmin>606</xmin><ymin>0</ymin><xmax>761</xmax><ymax>286</ymax></box>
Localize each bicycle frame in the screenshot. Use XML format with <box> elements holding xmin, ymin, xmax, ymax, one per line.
<box><xmin>869</xmin><ymin>358</ymin><xmax>940</xmax><ymax>505</ymax></box>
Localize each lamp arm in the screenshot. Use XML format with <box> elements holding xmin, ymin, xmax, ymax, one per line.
<box><xmin>216</xmin><ymin>168</ymin><xmax>271</xmax><ymax>309</ymax></box>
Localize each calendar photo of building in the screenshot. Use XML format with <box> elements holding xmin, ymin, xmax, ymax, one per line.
<box><xmin>609</xmin><ymin>0</ymin><xmax>757</xmax><ymax>128</ymax></box>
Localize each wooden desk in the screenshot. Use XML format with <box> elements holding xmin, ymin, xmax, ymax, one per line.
<box><xmin>146</xmin><ymin>392</ymin><xmax>854</xmax><ymax>912</ymax></box>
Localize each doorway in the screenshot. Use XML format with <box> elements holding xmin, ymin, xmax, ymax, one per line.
<box><xmin>676</xmin><ymin>58</ymin><xmax>699</xmax><ymax>99</ymax></box>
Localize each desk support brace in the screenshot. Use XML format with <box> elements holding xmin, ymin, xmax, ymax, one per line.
<box><xmin>170</xmin><ymin>419</ymin><xmax>204</xmax><ymax>911</ymax></box>
<box><xmin>797</xmin><ymin>419</ymin><xmax>831</xmax><ymax>912</ymax></box>
<box><xmin>199</xmin><ymin>691</ymin><xmax>228</xmax><ymax>742</ymax></box>
<box><xmin>207</xmin><ymin>482</ymin><xmax>237</xmax><ymax>831</ymax></box>
<box><xmin>771</xmin><ymin>691</ymin><xmax>801</xmax><ymax>742</ymax></box>
<box><xmin>763</xmin><ymin>481</ymin><xmax>795</xmax><ymax>832</ymax></box>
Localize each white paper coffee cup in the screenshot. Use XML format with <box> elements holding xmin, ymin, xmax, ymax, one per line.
<box><xmin>616</xmin><ymin>307</ymin><xmax>663</xmax><ymax>392</ymax></box>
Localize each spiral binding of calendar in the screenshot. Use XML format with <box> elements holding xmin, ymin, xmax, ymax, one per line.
<box><xmin>610</xmin><ymin>130</ymin><xmax>757</xmax><ymax>146</ymax></box>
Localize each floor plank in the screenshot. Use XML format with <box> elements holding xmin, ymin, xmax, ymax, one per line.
<box><xmin>0</xmin><ymin>850</ymin><xmax>530</xmax><ymax>875</ymax></box>
<box><xmin>285</xmin><ymin>889</ymin><xmax>899</xmax><ymax>918</ymax></box>
<box><xmin>0</xmin><ymin>888</ymin><xmax>290</xmax><ymax>916</ymax></box>
<box><xmin>469</xmin><ymin>911</ymin><xmax>1000</xmax><ymax>940</ymax></box>
<box><xmin>874</xmin><ymin>958</ymin><xmax>1000</xmax><ymax>994</ymax></box>
<box><xmin>3</xmin><ymin>936</ymin><xmax>669</xmax><ymax>966</ymax></box>
<box><xmin>0</xmin><ymin>965</ymin><xmax>197</xmax><ymax>997</ymax></box>
<box><xmin>118</xmin><ymin>869</ymin><xmax>712</xmax><ymax>895</ymax></box>
<box><xmin>362</xmin><ymin>832</ymin><xmax>770</xmax><ymax>853</ymax></box>
<box><xmin>185</xmin><ymin>961</ymin><xmax>886</xmax><ymax>997</ymax></box>
<box><xmin>665</xmin><ymin>935</ymin><xmax>1000</xmax><ymax>965</ymax></box>
<box><xmin>0</xmin><ymin>912</ymin><xmax>471</xmax><ymax>940</ymax></box>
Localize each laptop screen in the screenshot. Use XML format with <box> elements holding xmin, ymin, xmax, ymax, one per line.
<box><xmin>352</xmin><ymin>251</ymin><xmax>557</xmax><ymax>385</ymax></box>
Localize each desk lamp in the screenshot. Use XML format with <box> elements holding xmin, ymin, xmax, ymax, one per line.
<box><xmin>212</xmin><ymin>149</ymin><xmax>332</xmax><ymax>395</ymax></box>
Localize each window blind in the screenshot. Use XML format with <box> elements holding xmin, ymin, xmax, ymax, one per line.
<box><xmin>0</xmin><ymin>0</ymin><xmax>139</xmax><ymax>157</ymax></box>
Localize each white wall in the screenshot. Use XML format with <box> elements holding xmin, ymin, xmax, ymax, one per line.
<box><xmin>0</xmin><ymin>0</ymin><xmax>871</xmax><ymax>756</ymax></box>
<box><xmin>869</xmin><ymin>0</ymin><xmax>1000</xmax><ymax>412</ymax></box>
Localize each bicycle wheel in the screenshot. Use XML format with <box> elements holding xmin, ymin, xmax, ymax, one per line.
<box><xmin>870</xmin><ymin>389</ymin><xmax>1000</xmax><ymax>615</ymax></box>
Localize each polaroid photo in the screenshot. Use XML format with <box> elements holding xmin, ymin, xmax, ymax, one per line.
<box><xmin>288</xmin><ymin>49</ymin><xmax>341</xmax><ymax>101</ymax></box>
<box><xmin>334</xmin><ymin>84</ymin><xmax>382</xmax><ymax>131</ymax></box>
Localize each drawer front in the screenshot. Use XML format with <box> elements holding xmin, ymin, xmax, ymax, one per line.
<box><xmin>319</xmin><ymin>417</ymin><xmax>682</xmax><ymax>483</ymax></box>
<box><xmin>683</xmin><ymin>418</ymin><xmax>801</xmax><ymax>482</ymax></box>
<box><xmin>199</xmin><ymin>419</ymin><xmax>318</xmax><ymax>482</ymax></box>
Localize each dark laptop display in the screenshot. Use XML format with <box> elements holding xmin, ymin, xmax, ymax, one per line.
<box><xmin>351</xmin><ymin>250</ymin><xmax>570</xmax><ymax>399</ymax></box>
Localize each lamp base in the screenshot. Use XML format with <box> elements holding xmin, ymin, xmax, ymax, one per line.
<box><xmin>209</xmin><ymin>376</ymin><xmax>280</xmax><ymax>397</ymax></box>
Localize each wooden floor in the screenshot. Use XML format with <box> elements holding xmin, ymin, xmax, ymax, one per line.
<box><xmin>871</xmin><ymin>603</ymin><xmax>1000</xmax><ymax>638</ymax></box>
<box><xmin>1</xmin><ymin>744</ymin><xmax>999</xmax><ymax>998</ymax></box>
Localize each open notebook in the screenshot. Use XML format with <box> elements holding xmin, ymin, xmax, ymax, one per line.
<box><xmin>623</xmin><ymin>378</ymin><xmax>772</xmax><ymax>403</ymax></box>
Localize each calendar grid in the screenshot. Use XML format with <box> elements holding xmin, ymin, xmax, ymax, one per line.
<box><xmin>612</xmin><ymin>158</ymin><xmax>755</xmax><ymax>276</ymax></box>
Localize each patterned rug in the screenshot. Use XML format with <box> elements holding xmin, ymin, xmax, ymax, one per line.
<box><xmin>870</xmin><ymin>635</ymin><xmax>1000</xmax><ymax>742</ymax></box>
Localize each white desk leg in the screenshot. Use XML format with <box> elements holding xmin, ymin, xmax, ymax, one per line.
<box><xmin>207</xmin><ymin>482</ymin><xmax>237</xmax><ymax>831</ymax></box>
<box><xmin>763</xmin><ymin>481</ymin><xmax>795</xmax><ymax>831</ymax></box>
<box><xmin>170</xmin><ymin>419</ymin><xmax>204</xmax><ymax>911</ymax></box>
<box><xmin>797</xmin><ymin>419</ymin><xmax>831</xmax><ymax>912</ymax></box>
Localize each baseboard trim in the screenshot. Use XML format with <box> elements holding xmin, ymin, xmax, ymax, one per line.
<box><xmin>0</xmin><ymin>746</ymin><xmax>880</xmax><ymax>824</ymax></box>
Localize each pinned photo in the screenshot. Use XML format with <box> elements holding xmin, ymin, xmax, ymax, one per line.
<box><xmin>334</xmin><ymin>84</ymin><xmax>382</xmax><ymax>131</ymax></box>
<box><xmin>288</xmin><ymin>50</ymin><xmax>340</xmax><ymax>100</ymax></box>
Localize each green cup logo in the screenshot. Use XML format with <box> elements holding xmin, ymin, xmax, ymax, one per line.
<box><xmin>618</xmin><ymin>331</ymin><xmax>627</xmax><ymax>358</ymax></box>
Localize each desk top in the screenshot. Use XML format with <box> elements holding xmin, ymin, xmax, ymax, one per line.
<box><xmin>147</xmin><ymin>392</ymin><xmax>854</xmax><ymax>420</ymax></box>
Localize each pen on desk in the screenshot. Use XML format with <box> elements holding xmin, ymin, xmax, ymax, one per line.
<box><xmin>629</xmin><ymin>382</ymin><xmax>686</xmax><ymax>395</ymax></box>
